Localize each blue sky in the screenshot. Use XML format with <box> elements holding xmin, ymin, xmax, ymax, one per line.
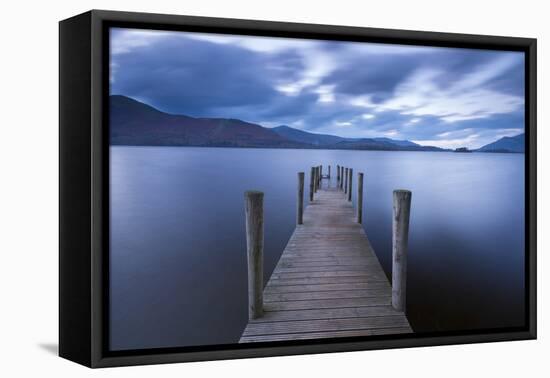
<box><xmin>110</xmin><ymin>28</ymin><xmax>525</xmax><ymax>149</ymax></box>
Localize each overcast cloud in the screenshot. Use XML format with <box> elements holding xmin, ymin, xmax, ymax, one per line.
<box><xmin>110</xmin><ymin>28</ymin><xmax>525</xmax><ymax>149</ymax></box>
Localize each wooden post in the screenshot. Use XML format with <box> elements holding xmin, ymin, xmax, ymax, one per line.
<box><xmin>328</xmin><ymin>165</ymin><xmax>331</xmax><ymax>179</ymax></box>
<box><xmin>357</xmin><ymin>172</ymin><xmax>364</xmax><ymax>223</ymax></box>
<box><xmin>244</xmin><ymin>191</ymin><xmax>264</xmax><ymax>319</ymax></box>
<box><xmin>344</xmin><ymin>168</ymin><xmax>348</xmax><ymax>193</ymax></box>
<box><xmin>348</xmin><ymin>168</ymin><xmax>353</xmax><ymax>201</ymax></box>
<box><xmin>317</xmin><ymin>166</ymin><xmax>321</xmax><ymax>190</ymax></box>
<box><xmin>313</xmin><ymin>167</ymin><xmax>317</xmax><ymax>193</ymax></box>
<box><xmin>314</xmin><ymin>166</ymin><xmax>319</xmax><ymax>192</ymax></box>
<box><xmin>337</xmin><ymin>165</ymin><xmax>340</xmax><ymax>183</ymax></box>
<box><xmin>297</xmin><ymin>172</ymin><xmax>304</xmax><ymax>225</ymax></box>
<box><xmin>392</xmin><ymin>190</ymin><xmax>412</xmax><ymax>312</ymax></box>
<box><xmin>309</xmin><ymin>167</ymin><xmax>314</xmax><ymax>202</ymax></box>
<box><xmin>340</xmin><ymin>167</ymin><xmax>344</xmax><ymax>189</ymax></box>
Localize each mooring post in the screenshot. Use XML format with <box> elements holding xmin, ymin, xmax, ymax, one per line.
<box><xmin>337</xmin><ymin>165</ymin><xmax>340</xmax><ymax>183</ymax></box>
<box><xmin>320</xmin><ymin>165</ymin><xmax>323</xmax><ymax>179</ymax></box>
<box><xmin>348</xmin><ymin>168</ymin><xmax>353</xmax><ymax>201</ymax></box>
<box><xmin>317</xmin><ymin>166</ymin><xmax>321</xmax><ymax>190</ymax></box>
<box><xmin>297</xmin><ymin>172</ymin><xmax>304</xmax><ymax>225</ymax></box>
<box><xmin>312</xmin><ymin>167</ymin><xmax>317</xmax><ymax>193</ymax></box>
<box><xmin>392</xmin><ymin>189</ymin><xmax>412</xmax><ymax>312</ymax></box>
<box><xmin>244</xmin><ymin>190</ymin><xmax>264</xmax><ymax>319</ymax></box>
<box><xmin>357</xmin><ymin>172</ymin><xmax>364</xmax><ymax>223</ymax></box>
<box><xmin>344</xmin><ymin>168</ymin><xmax>348</xmax><ymax>193</ymax></box>
<box><xmin>328</xmin><ymin>165</ymin><xmax>331</xmax><ymax>179</ymax></box>
<box><xmin>340</xmin><ymin>167</ymin><xmax>344</xmax><ymax>189</ymax></box>
<box><xmin>309</xmin><ymin>167</ymin><xmax>315</xmax><ymax>202</ymax></box>
<box><xmin>314</xmin><ymin>166</ymin><xmax>319</xmax><ymax>192</ymax></box>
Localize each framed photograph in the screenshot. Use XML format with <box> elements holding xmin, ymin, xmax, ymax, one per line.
<box><xmin>59</xmin><ymin>10</ymin><xmax>536</xmax><ymax>368</ymax></box>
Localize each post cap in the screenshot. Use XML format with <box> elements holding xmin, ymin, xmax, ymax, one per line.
<box><xmin>244</xmin><ymin>190</ymin><xmax>264</xmax><ymax>199</ymax></box>
<box><xmin>393</xmin><ymin>189</ymin><xmax>412</xmax><ymax>198</ymax></box>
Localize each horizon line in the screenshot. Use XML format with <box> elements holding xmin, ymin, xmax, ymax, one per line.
<box><xmin>110</xmin><ymin>93</ymin><xmax>524</xmax><ymax>149</ymax></box>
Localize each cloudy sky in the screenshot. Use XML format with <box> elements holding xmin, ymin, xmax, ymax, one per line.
<box><xmin>110</xmin><ymin>28</ymin><xmax>525</xmax><ymax>149</ymax></box>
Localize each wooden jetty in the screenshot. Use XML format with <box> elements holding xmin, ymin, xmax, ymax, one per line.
<box><xmin>240</xmin><ymin>165</ymin><xmax>412</xmax><ymax>343</ymax></box>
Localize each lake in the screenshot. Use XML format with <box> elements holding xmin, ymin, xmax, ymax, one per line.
<box><xmin>109</xmin><ymin>146</ymin><xmax>525</xmax><ymax>351</ymax></box>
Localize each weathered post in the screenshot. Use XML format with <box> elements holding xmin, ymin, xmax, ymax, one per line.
<box><xmin>337</xmin><ymin>165</ymin><xmax>340</xmax><ymax>183</ymax></box>
<box><xmin>357</xmin><ymin>172</ymin><xmax>364</xmax><ymax>223</ymax></box>
<box><xmin>348</xmin><ymin>168</ymin><xmax>353</xmax><ymax>201</ymax></box>
<box><xmin>344</xmin><ymin>168</ymin><xmax>348</xmax><ymax>193</ymax></box>
<box><xmin>320</xmin><ymin>165</ymin><xmax>323</xmax><ymax>179</ymax></box>
<box><xmin>340</xmin><ymin>167</ymin><xmax>344</xmax><ymax>189</ymax></box>
<box><xmin>328</xmin><ymin>165</ymin><xmax>331</xmax><ymax>179</ymax></box>
<box><xmin>313</xmin><ymin>167</ymin><xmax>317</xmax><ymax>193</ymax></box>
<box><xmin>244</xmin><ymin>191</ymin><xmax>264</xmax><ymax>319</ymax></box>
<box><xmin>392</xmin><ymin>190</ymin><xmax>412</xmax><ymax>312</ymax></box>
<box><xmin>317</xmin><ymin>166</ymin><xmax>321</xmax><ymax>189</ymax></box>
<box><xmin>314</xmin><ymin>166</ymin><xmax>319</xmax><ymax>192</ymax></box>
<box><xmin>297</xmin><ymin>172</ymin><xmax>304</xmax><ymax>225</ymax></box>
<box><xmin>309</xmin><ymin>167</ymin><xmax>315</xmax><ymax>202</ymax></box>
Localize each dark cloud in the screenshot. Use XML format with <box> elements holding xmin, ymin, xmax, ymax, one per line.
<box><xmin>110</xmin><ymin>29</ymin><xmax>525</xmax><ymax>149</ymax></box>
<box><xmin>325</xmin><ymin>54</ymin><xmax>423</xmax><ymax>101</ymax></box>
<box><xmin>111</xmin><ymin>36</ymin><xmax>280</xmax><ymax>116</ymax></box>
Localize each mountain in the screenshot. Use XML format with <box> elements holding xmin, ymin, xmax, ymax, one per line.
<box><xmin>272</xmin><ymin>126</ymin><xmax>426</xmax><ymax>150</ymax></box>
<box><xmin>110</xmin><ymin>95</ymin><xmax>302</xmax><ymax>148</ymax></box>
<box><xmin>477</xmin><ymin>133</ymin><xmax>525</xmax><ymax>153</ymax></box>
<box><xmin>272</xmin><ymin>125</ymin><xmax>346</xmax><ymax>146</ymax></box>
<box><xmin>110</xmin><ymin>95</ymin><xmax>443</xmax><ymax>151</ymax></box>
<box><xmin>372</xmin><ymin>137</ymin><xmax>420</xmax><ymax>148</ymax></box>
<box><xmin>331</xmin><ymin>139</ymin><xmax>442</xmax><ymax>152</ymax></box>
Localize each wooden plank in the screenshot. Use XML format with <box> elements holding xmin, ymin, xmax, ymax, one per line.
<box><xmin>278</xmin><ymin>261</ymin><xmax>380</xmax><ymax>269</ymax></box>
<box><xmin>265</xmin><ymin>296</ymin><xmax>392</xmax><ymax>310</ymax></box>
<box><xmin>269</xmin><ymin>271</ymin><xmax>388</xmax><ymax>285</ymax></box>
<box><xmin>240</xmin><ymin>327</ymin><xmax>412</xmax><ymax>342</ymax></box>
<box><xmin>264</xmin><ymin>290</ymin><xmax>390</xmax><ymax>303</ymax></box>
<box><xmin>273</xmin><ymin>265</ymin><xmax>386</xmax><ymax>274</ymax></box>
<box><xmin>242</xmin><ymin>316</ymin><xmax>410</xmax><ymax>336</ymax></box>
<box><xmin>280</xmin><ymin>255</ymin><xmax>376</xmax><ymax>261</ymax></box>
<box><xmin>267</xmin><ymin>275</ymin><xmax>388</xmax><ymax>286</ymax></box>
<box><xmin>271</xmin><ymin>270</ymin><xmax>387</xmax><ymax>279</ymax></box>
<box><xmin>264</xmin><ymin>282</ymin><xmax>390</xmax><ymax>294</ymax></box>
<box><xmin>251</xmin><ymin>305</ymin><xmax>403</xmax><ymax>323</ymax></box>
<box><xmin>282</xmin><ymin>252</ymin><xmax>373</xmax><ymax>258</ymax></box>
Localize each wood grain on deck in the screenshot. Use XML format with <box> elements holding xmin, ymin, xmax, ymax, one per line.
<box><xmin>239</xmin><ymin>184</ymin><xmax>412</xmax><ymax>343</ymax></box>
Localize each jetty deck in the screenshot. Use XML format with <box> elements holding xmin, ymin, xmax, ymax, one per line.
<box><xmin>239</xmin><ymin>175</ymin><xmax>413</xmax><ymax>343</ymax></box>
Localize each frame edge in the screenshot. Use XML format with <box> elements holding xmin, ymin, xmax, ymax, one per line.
<box><xmin>81</xmin><ymin>9</ymin><xmax>537</xmax><ymax>367</ymax></box>
<box><xmin>59</xmin><ymin>11</ymin><xmax>94</xmax><ymax>368</ymax></box>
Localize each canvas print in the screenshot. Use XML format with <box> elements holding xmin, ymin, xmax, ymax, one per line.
<box><xmin>108</xmin><ymin>27</ymin><xmax>525</xmax><ymax>351</ymax></box>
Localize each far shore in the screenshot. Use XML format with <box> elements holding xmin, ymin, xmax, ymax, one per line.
<box><xmin>109</xmin><ymin>144</ymin><xmax>525</xmax><ymax>154</ymax></box>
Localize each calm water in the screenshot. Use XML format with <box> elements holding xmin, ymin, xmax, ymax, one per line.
<box><xmin>110</xmin><ymin>146</ymin><xmax>525</xmax><ymax>351</ymax></box>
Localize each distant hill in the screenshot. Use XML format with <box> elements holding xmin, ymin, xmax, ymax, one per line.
<box><xmin>477</xmin><ymin>133</ymin><xmax>525</xmax><ymax>153</ymax></box>
<box><xmin>272</xmin><ymin>125</ymin><xmax>345</xmax><ymax>146</ymax></box>
<box><xmin>331</xmin><ymin>139</ymin><xmax>442</xmax><ymax>152</ymax></box>
<box><xmin>372</xmin><ymin>137</ymin><xmax>420</xmax><ymax>148</ymax></box>
<box><xmin>272</xmin><ymin>125</ymin><xmax>429</xmax><ymax>150</ymax></box>
<box><xmin>110</xmin><ymin>95</ymin><xmax>302</xmax><ymax>148</ymax></box>
<box><xmin>110</xmin><ymin>95</ymin><xmax>444</xmax><ymax>151</ymax></box>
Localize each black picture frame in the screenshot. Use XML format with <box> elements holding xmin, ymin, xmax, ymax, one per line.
<box><xmin>59</xmin><ymin>9</ymin><xmax>537</xmax><ymax>368</ymax></box>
